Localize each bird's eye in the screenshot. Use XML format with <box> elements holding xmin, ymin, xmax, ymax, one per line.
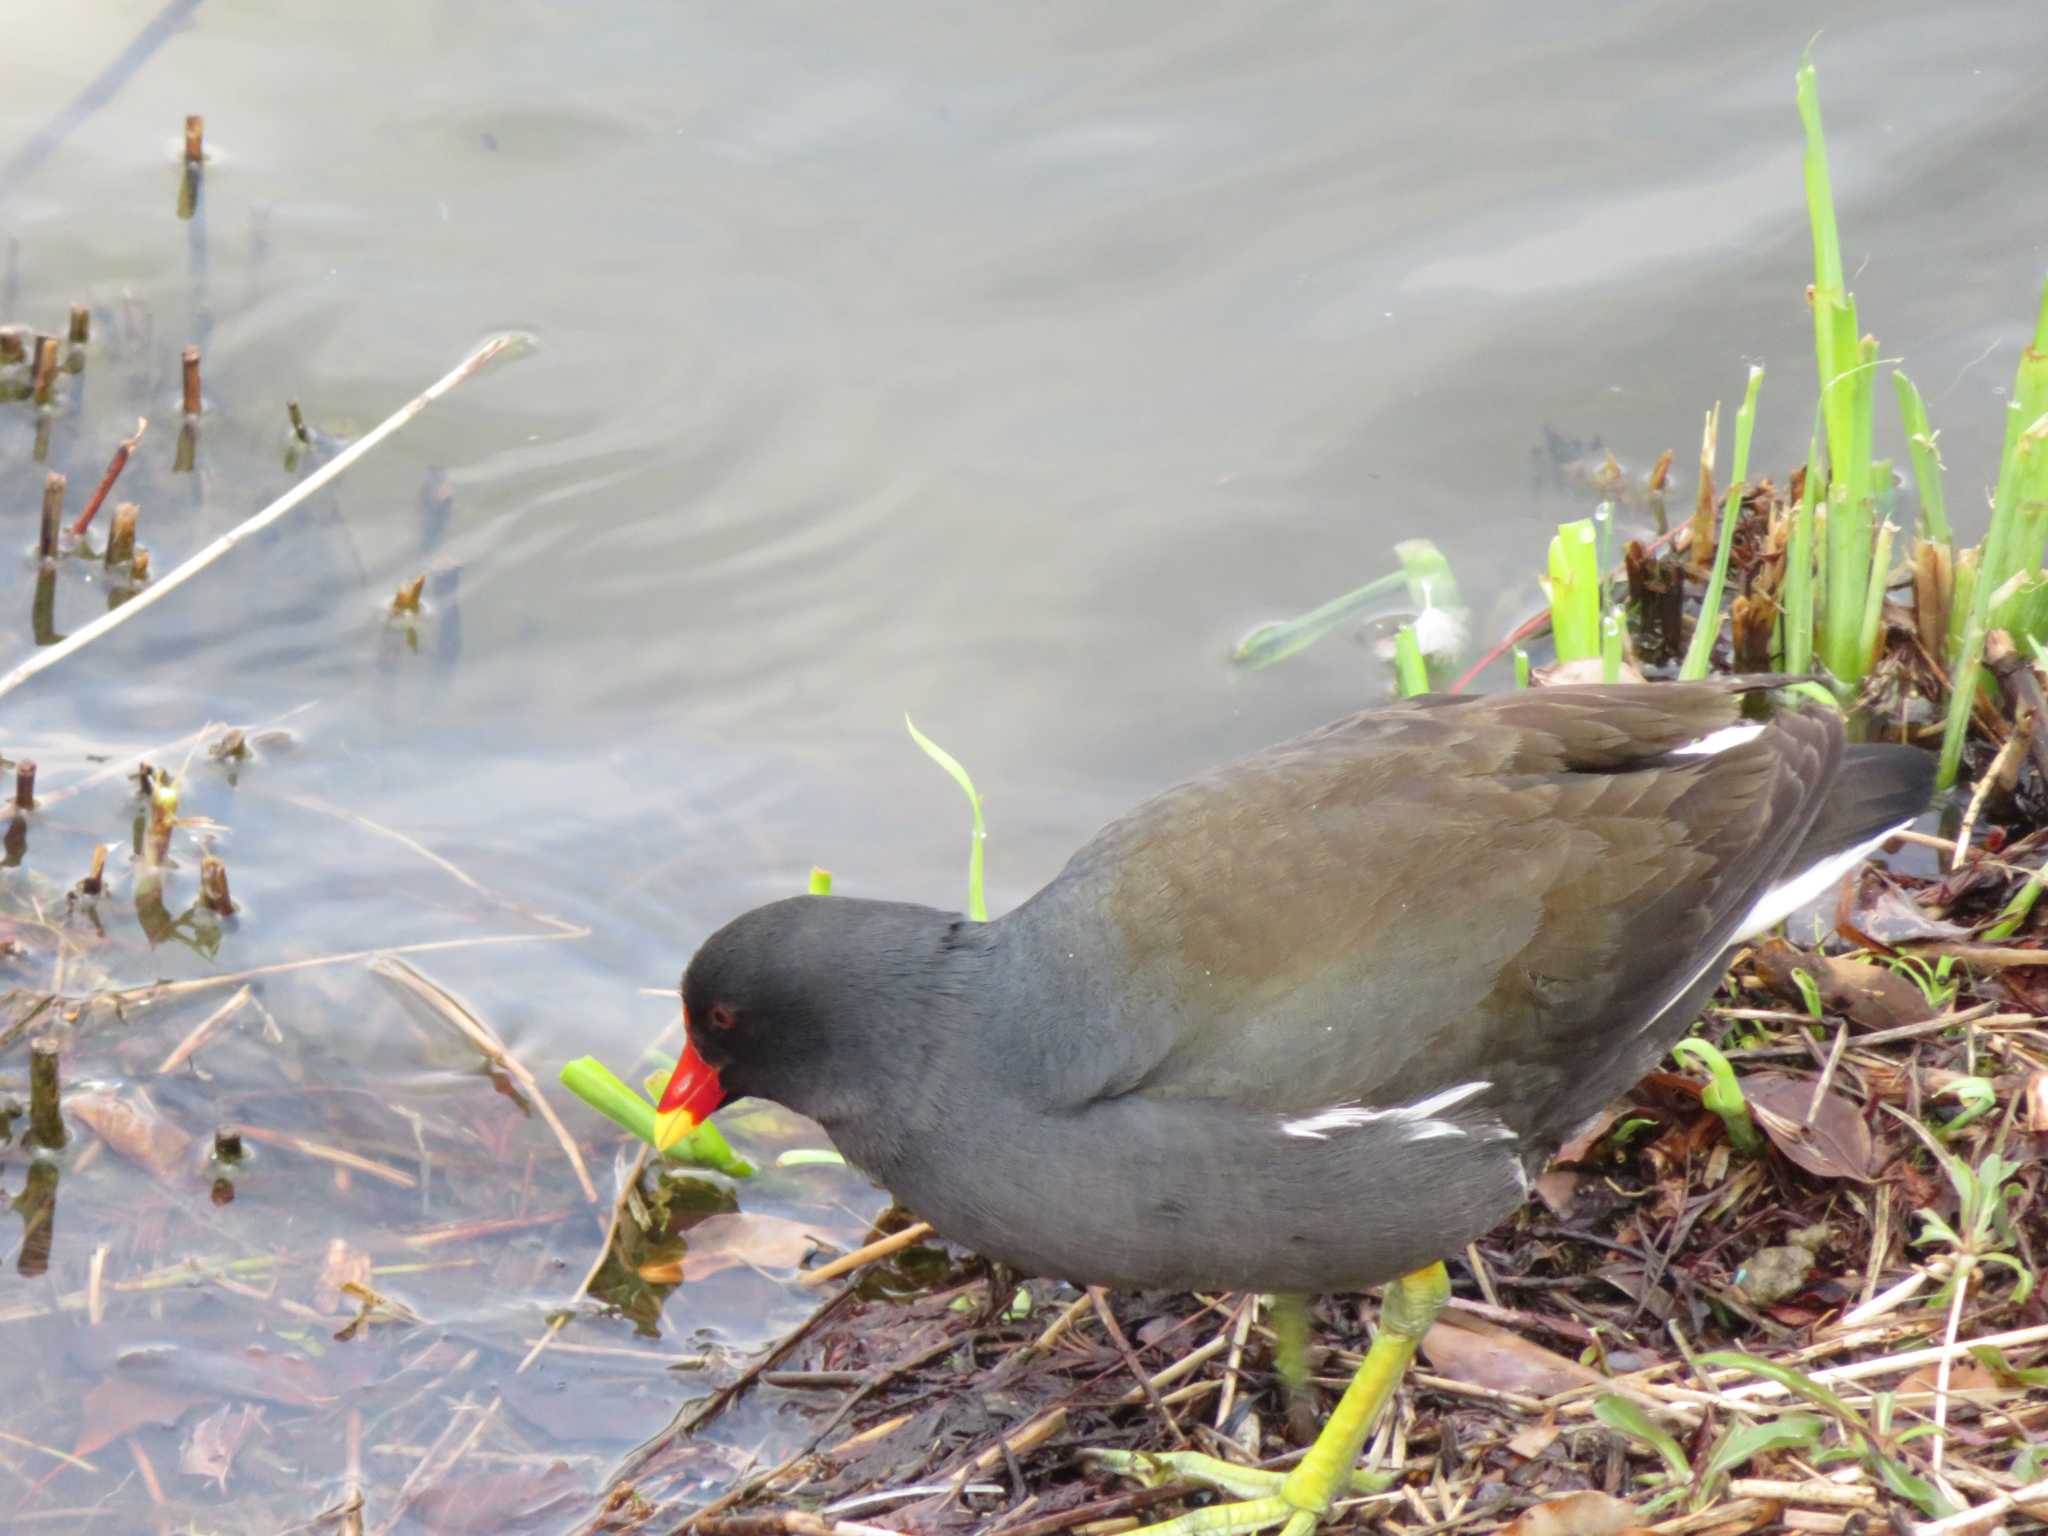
<box><xmin>706</xmin><ymin>1003</ymin><xmax>736</xmax><ymax>1031</ymax></box>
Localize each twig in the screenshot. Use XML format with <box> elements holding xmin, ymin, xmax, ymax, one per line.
<box><xmin>1952</xmin><ymin>725</ymin><xmax>2025</xmax><ymax>870</ymax></box>
<box><xmin>69</xmin><ymin>418</ymin><xmax>146</xmax><ymax>538</ymax></box>
<box><xmin>372</xmin><ymin>1393</ymin><xmax>499</xmax><ymax>1536</ymax></box>
<box><xmin>1911</xmin><ymin>1478</ymin><xmax>2048</xmax><ymax>1536</ymax></box>
<box><xmin>1983</xmin><ymin>627</ymin><xmax>2048</xmax><ymax>785</ymax></box>
<box><xmin>0</xmin><ymin>332</ymin><xmax>532</xmax><ymax>707</ymax></box>
<box><xmin>371</xmin><ymin>955</ymin><xmax>596</xmax><ymax>1202</ymax></box>
<box><xmin>109</xmin><ymin>927</ymin><xmax>587</xmax><ymax>1008</ymax></box>
<box><xmin>797</xmin><ymin>1221</ymin><xmax>935</xmax><ymax>1289</ymax></box>
<box><xmin>1091</xmin><ymin>1287</ymin><xmax>1186</xmax><ymax>1446</ymax></box>
<box><xmin>227</xmin><ymin>1123</ymin><xmax>416</xmax><ymax>1187</ymax></box>
<box><xmin>516</xmin><ymin>1145</ymin><xmax>644</xmax><ymax>1374</ymax></box>
<box><xmin>154</xmin><ymin>984</ymin><xmax>252</xmax><ymax>1073</ymax></box>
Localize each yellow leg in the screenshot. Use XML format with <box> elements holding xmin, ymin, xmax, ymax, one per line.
<box><xmin>1087</xmin><ymin>1263</ymin><xmax>1450</xmax><ymax>1536</ymax></box>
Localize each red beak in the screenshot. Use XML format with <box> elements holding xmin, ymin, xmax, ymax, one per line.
<box><xmin>656</xmin><ymin>1038</ymin><xmax>726</xmax><ymax>1123</ymax></box>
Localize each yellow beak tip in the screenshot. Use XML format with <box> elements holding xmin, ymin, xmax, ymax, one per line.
<box><xmin>652</xmin><ymin>1107</ymin><xmax>696</xmax><ymax>1153</ymax></box>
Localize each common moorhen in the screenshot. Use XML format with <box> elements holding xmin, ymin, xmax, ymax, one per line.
<box><xmin>656</xmin><ymin>682</ymin><xmax>1932</xmax><ymax>1536</ymax></box>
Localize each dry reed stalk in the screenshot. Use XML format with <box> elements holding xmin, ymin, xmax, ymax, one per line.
<box><xmin>0</xmin><ymin>333</ymin><xmax>531</xmax><ymax>707</ymax></box>
<box><xmin>27</xmin><ymin>1037</ymin><xmax>66</xmax><ymax>1149</ymax></box>
<box><xmin>37</xmin><ymin>472</ymin><xmax>62</xmax><ymax>560</ymax></box>
<box><xmin>180</xmin><ymin>346</ymin><xmax>201</xmax><ymax>415</ymax></box>
<box><xmin>104</xmin><ymin>502</ymin><xmax>138</xmax><ymax>568</ymax></box>
<box><xmin>13</xmin><ymin>760</ymin><xmax>34</xmax><ymax>811</ymax></box>
<box><xmin>198</xmin><ymin>855</ymin><xmax>235</xmax><ymax>914</ymax></box>
<box><xmin>30</xmin><ymin>334</ymin><xmax>58</xmax><ymax>404</ymax></box>
<box><xmin>154</xmin><ymin>985</ymin><xmax>252</xmax><ymax>1074</ymax></box>
<box><xmin>371</xmin><ymin>955</ymin><xmax>597</xmax><ymax>1202</ymax></box>
<box><xmin>516</xmin><ymin>1151</ymin><xmax>646</xmax><ymax>1374</ymax></box>
<box><xmin>183</xmin><ymin>115</ymin><xmax>204</xmax><ymax>163</ymax></box>
<box><xmin>67</xmin><ymin>303</ymin><xmax>89</xmax><ymax>344</ymax></box>
<box><xmin>796</xmin><ymin>1222</ymin><xmax>936</xmax><ymax>1289</ymax></box>
<box><xmin>69</xmin><ymin>418</ymin><xmax>146</xmax><ymax>538</ymax></box>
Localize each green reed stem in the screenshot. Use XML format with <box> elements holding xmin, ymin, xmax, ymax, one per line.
<box><xmin>1681</xmin><ymin>365</ymin><xmax>1763</xmax><ymax>679</ymax></box>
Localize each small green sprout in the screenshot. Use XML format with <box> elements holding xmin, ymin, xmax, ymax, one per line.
<box><xmin>1672</xmin><ymin>1038</ymin><xmax>1764</xmax><ymax>1154</ymax></box>
<box><xmin>1392</xmin><ymin>625</ymin><xmax>1429</xmax><ymax>698</ymax></box>
<box><xmin>557</xmin><ymin>1057</ymin><xmax>753</xmax><ymax>1177</ymax></box>
<box><xmin>905</xmin><ymin>714</ymin><xmax>988</xmax><ymax>922</ymax></box>
<box><xmin>1541</xmin><ymin>517</ymin><xmax>1602</xmax><ymax>662</ymax></box>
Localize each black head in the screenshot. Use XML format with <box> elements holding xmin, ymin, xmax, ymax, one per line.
<box><xmin>673</xmin><ymin>894</ymin><xmax>961</xmax><ymax>1123</ymax></box>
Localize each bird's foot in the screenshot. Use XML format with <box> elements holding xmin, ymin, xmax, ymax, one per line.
<box><xmin>1085</xmin><ymin>1449</ymin><xmax>1393</xmax><ymax>1536</ymax></box>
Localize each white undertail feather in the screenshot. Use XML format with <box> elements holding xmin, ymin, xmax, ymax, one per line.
<box><xmin>1736</xmin><ymin>822</ymin><xmax>1911</xmax><ymax>939</ymax></box>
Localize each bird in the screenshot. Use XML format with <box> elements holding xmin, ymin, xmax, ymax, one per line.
<box><xmin>655</xmin><ymin>681</ymin><xmax>1933</xmax><ymax>1536</ymax></box>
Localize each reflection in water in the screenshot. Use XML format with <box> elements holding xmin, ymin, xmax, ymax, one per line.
<box><xmin>11</xmin><ymin>1161</ymin><xmax>57</xmax><ymax>1277</ymax></box>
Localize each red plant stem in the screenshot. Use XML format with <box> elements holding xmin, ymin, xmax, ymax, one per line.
<box><xmin>1448</xmin><ymin>524</ymin><xmax>1684</xmax><ymax>694</ymax></box>
<box><xmin>69</xmin><ymin>418</ymin><xmax>148</xmax><ymax>538</ymax></box>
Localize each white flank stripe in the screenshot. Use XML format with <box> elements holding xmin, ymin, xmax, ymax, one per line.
<box><xmin>1281</xmin><ymin>1081</ymin><xmax>1491</xmax><ymax>1141</ymax></box>
<box><xmin>1737</xmin><ymin>821</ymin><xmax>1910</xmax><ymax>939</ymax></box>
<box><xmin>1674</xmin><ymin>722</ymin><xmax>1767</xmax><ymax>757</ymax></box>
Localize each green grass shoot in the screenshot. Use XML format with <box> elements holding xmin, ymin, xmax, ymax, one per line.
<box><xmin>1230</xmin><ymin>569</ymin><xmax>1407</xmax><ymax>669</ymax></box>
<box><xmin>558</xmin><ymin>1056</ymin><xmax>753</xmax><ymax>1176</ymax></box>
<box><xmin>1393</xmin><ymin>624</ymin><xmax>1428</xmax><ymax>697</ymax></box>
<box><xmin>808</xmin><ymin>866</ymin><xmax>833</xmax><ymax>895</ymax></box>
<box><xmin>1680</xmin><ymin>366</ymin><xmax>1763</xmax><ymax>680</ymax></box>
<box><xmin>1893</xmin><ymin>370</ymin><xmax>1950</xmax><ymax>545</ymax></box>
<box><xmin>1542</xmin><ymin>518</ymin><xmax>1602</xmax><ymax>662</ymax></box>
<box><xmin>905</xmin><ymin>714</ymin><xmax>989</xmax><ymax>921</ymax></box>
<box><xmin>1672</xmin><ymin>1039</ymin><xmax>1763</xmax><ymax>1154</ymax></box>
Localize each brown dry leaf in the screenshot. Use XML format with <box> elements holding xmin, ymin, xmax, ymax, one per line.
<box><xmin>1554</xmin><ymin>1103</ymin><xmax>1631</xmax><ymax>1164</ymax></box>
<box><xmin>1531</xmin><ymin>1167</ymin><xmax>1586</xmax><ymax>1219</ymax></box>
<box><xmin>1495</xmin><ymin>1490</ymin><xmax>1640</xmax><ymax>1536</ymax></box>
<box><xmin>637</xmin><ymin>1213</ymin><xmax>829</xmax><ymax>1285</ymax></box>
<box><xmin>1749</xmin><ymin>938</ymin><xmax>1931</xmax><ymax>1030</ymax></box>
<box><xmin>316</xmin><ymin>1238</ymin><xmax>372</xmax><ymax>1314</ymax></box>
<box><xmin>179</xmin><ymin>1402</ymin><xmax>266</xmax><ymax>1493</ymax></box>
<box><xmin>1845</xmin><ymin>869</ymin><xmax>1972</xmax><ymax>946</ymax></box>
<box><xmin>1506</xmin><ymin>1414</ymin><xmax>1562</xmax><ymax>1459</ymax></box>
<box><xmin>1743</xmin><ymin>1071</ymin><xmax>1877</xmax><ymax>1181</ymax></box>
<box><xmin>1419</xmin><ymin>1317</ymin><xmax>1608</xmax><ymax>1398</ymax></box>
<box><xmin>74</xmin><ymin>1377</ymin><xmax>200</xmax><ymax>1458</ymax></box>
<box><xmin>68</xmin><ymin>1088</ymin><xmax>194</xmax><ymax>1180</ymax></box>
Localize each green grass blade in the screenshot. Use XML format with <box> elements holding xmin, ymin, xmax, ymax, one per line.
<box><xmin>1854</xmin><ymin>520</ymin><xmax>1896</xmax><ymax>682</ymax></box>
<box><xmin>1699</xmin><ymin>1350</ymin><xmax>1868</xmax><ymax>1432</ymax></box>
<box><xmin>1893</xmin><ymin>370</ymin><xmax>1950</xmax><ymax>545</ymax></box>
<box><xmin>1784</xmin><ymin>410</ymin><xmax>1823</xmax><ymax>674</ymax></box>
<box><xmin>1393</xmin><ymin>624</ymin><xmax>1429</xmax><ymax>697</ymax></box>
<box><xmin>1231</xmin><ymin>568</ymin><xmax>1407</xmax><ymax>669</ymax></box>
<box><xmin>1938</xmin><ymin>409</ymin><xmax>2048</xmax><ymax>788</ymax></box>
<box><xmin>1701</xmin><ymin>1415</ymin><xmax>1826</xmax><ymax>1487</ymax></box>
<box><xmin>559</xmin><ymin>1057</ymin><xmax>754</xmax><ymax>1175</ymax></box>
<box><xmin>1593</xmin><ymin>1396</ymin><xmax>1691</xmax><ymax>1482</ymax></box>
<box><xmin>1681</xmin><ymin>366</ymin><xmax>1763</xmax><ymax>679</ymax></box>
<box><xmin>905</xmin><ymin>714</ymin><xmax>989</xmax><ymax>921</ymax></box>
<box><xmin>1542</xmin><ymin>518</ymin><xmax>1603</xmax><ymax>661</ymax></box>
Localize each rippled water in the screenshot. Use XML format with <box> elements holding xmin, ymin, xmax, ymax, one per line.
<box><xmin>2</xmin><ymin>2</ymin><xmax>2044</xmax><ymax>1529</ymax></box>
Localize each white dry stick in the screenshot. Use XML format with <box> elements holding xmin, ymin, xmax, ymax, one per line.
<box><xmin>0</xmin><ymin>333</ymin><xmax>533</xmax><ymax>707</ymax></box>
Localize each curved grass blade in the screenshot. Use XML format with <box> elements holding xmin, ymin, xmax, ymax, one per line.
<box><xmin>905</xmin><ymin>714</ymin><xmax>988</xmax><ymax>921</ymax></box>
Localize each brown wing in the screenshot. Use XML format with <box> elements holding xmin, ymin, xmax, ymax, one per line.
<box><xmin>1027</xmin><ymin>683</ymin><xmax>1837</xmax><ymax>1137</ymax></box>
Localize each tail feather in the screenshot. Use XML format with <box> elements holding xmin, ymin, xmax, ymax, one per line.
<box><xmin>1793</xmin><ymin>744</ymin><xmax>1938</xmax><ymax>868</ymax></box>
